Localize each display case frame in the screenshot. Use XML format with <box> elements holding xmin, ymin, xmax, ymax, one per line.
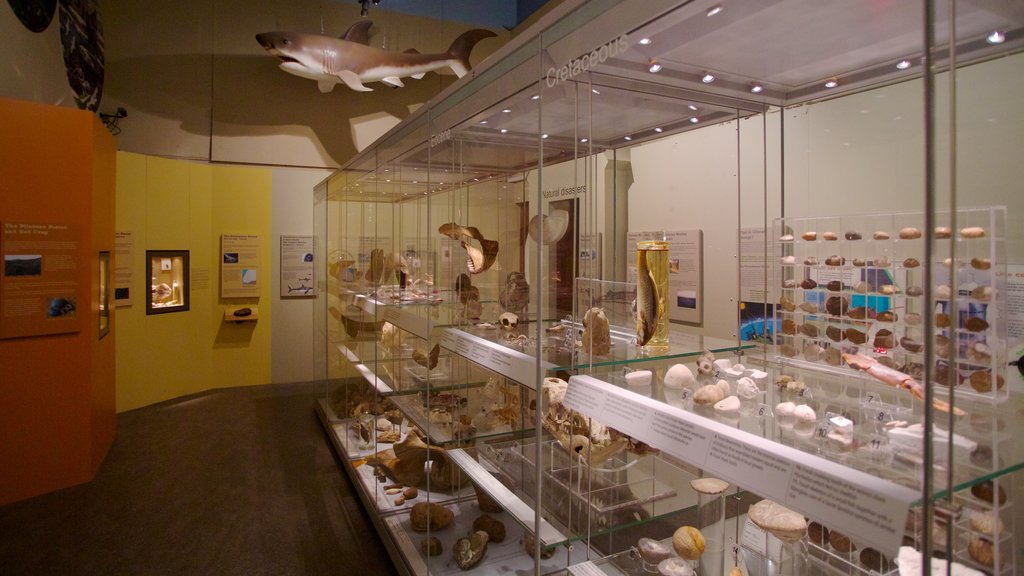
<box><xmin>314</xmin><ymin>1</ymin><xmax>1024</xmax><ymax>575</ymax></box>
<box><xmin>145</xmin><ymin>249</ymin><xmax>189</xmax><ymax>315</ymax></box>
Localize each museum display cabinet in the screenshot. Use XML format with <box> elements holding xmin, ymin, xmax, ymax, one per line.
<box><xmin>313</xmin><ymin>1</ymin><xmax>1024</xmax><ymax>574</ymax></box>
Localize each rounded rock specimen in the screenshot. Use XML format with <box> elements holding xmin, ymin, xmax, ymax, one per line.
<box><xmin>826</xmin><ymin>280</ymin><xmax>843</xmax><ymax>292</ymax></box>
<box><xmin>825</xmin><ymin>255</ymin><xmax>845</xmax><ymax>267</ymax></box>
<box><xmin>410</xmin><ymin>502</ymin><xmax>454</xmax><ymax>532</ymax></box>
<box><xmin>800</xmin><ymin>278</ymin><xmax>818</xmax><ymax>290</ymax></box>
<box><xmin>781</xmin><ymin>255</ymin><xmax>796</xmax><ymax>265</ymax></box>
<box><xmin>804</xmin><ymin>256</ymin><xmax>818</xmax><ymax>266</ymax></box>
<box><xmin>452</xmin><ymin>530</ymin><xmax>489</xmax><ymax>570</ymax></box>
<box><xmin>472</xmin><ymin>513</ymin><xmax>506</xmax><ymax>543</ymax></box>
<box><xmin>859</xmin><ymin>548</ymin><xmax>890</xmax><ymax>571</ymax></box>
<box><xmin>905</xmin><ymin>312</ymin><xmax>923</xmax><ymax>325</ymax></box>
<box><xmin>823</xmin><ymin>231</ymin><xmax>838</xmax><ymax>241</ymax></box>
<box><xmin>801</xmin><ymin>231</ymin><xmax>817</xmax><ymax>241</ymax></box>
<box><xmin>824</xmin><ymin>348</ymin><xmax>843</xmax><ymax>366</ymax></box>
<box><xmin>779</xmin><ymin>295</ymin><xmax>796</xmax><ymax>312</ymax></box>
<box><xmin>873</xmin><ymin>329</ymin><xmax>895</xmax><ymax>349</ymax></box>
<box><xmin>969</xmin><ymin>370</ymin><xmax>1003</xmax><ymax>393</ymax></box>
<box><xmin>936</xmin><ymin>284</ymin><xmax>952</xmax><ymax>299</ymax></box>
<box><xmin>793</xmin><ymin>404</ymin><xmax>817</xmax><ymax>423</ymax></box>
<box><xmin>852</xmin><ymin>258</ymin><xmax>866</xmax><ymax>267</ymax></box>
<box><xmin>803</xmin><ymin>342</ymin><xmax>824</xmax><ymax>362</ymax></box>
<box><xmin>800</xmin><ymin>323</ymin><xmax>819</xmax><ymax>338</ymax></box>
<box><xmin>779</xmin><ymin>234</ymin><xmax>794</xmax><ymax>242</ymax></box>
<box><xmin>847</xmin><ymin>306</ymin><xmax>866</xmax><ymax>319</ymax></box>
<box><xmin>637</xmin><ymin>537</ymin><xmax>674</xmax><ymax>565</ymax></box>
<box><xmin>971</xmin><ymin>257</ymin><xmax>992</xmax><ymax>270</ymax></box>
<box><xmin>960</xmin><ymin>226</ymin><xmax>986</xmax><ymax>239</ymax></box>
<box><xmin>874</xmin><ymin>255</ymin><xmax>890</xmax><ymax>267</ymax></box>
<box><xmin>690</xmin><ymin>477</ymin><xmax>729</xmax><ymax>495</ymax></box>
<box><xmin>736</xmin><ymin>377</ymin><xmax>760</xmax><ymax>399</ymax></box>
<box><xmin>829</xmin><ymin>530</ymin><xmax>856</xmax><ymax>553</ymax></box>
<box><xmin>403</xmin><ymin>487</ymin><xmax>418</xmax><ymax>499</ymax></box>
<box><xmin>906</xmin><ymin>285</ymin><xmax>923</xmax><ymax>297</ymax></box>
<box><xmin>877</xmin><ymin>310</ymin><xmax>897</xmax><ymax>322</ymax></box>
<box><xmin>898</xmin><ymin>227</ymin><xmax>922</xmax><ymax>240</ymax></box>
<box><xmin>845</xmin><ymin>328</ymin><xmax>867</xmax><ymax>345</ymax></box>
<box><xmin>965</xmin><ymin>317</ymin><xmax>989</xmax><ymax>332</ymax></box>
<box><xmin>747</xmin><ymin>500</ymin><xmax>807</xmax><ymax>543</ymax></box>
<box><xmin>972</xmin><ymin>285</ymin><xmax>992</xmax><ymax>301</ymax></box>
<box><xmin>782</xmin><ymin>279</ymin><xmax>796</xmax><ymax>288</ymax></box>
<box><xmin>969</xmin><ymin>510</ymin><xmax>1005</xmax><ymax>536</ymax></box>
<box><xmin>664</xmin><ymin>364</ymin><xmax>696</xmax><ymax>388</ymax></box>
<box><xmin>715</xmin><ymin>378</ymin><xmax>732</xmax><ymax>396</ymax></box>
<box><xmin>693</xmin><ymin>384</ymin><xmax>726</xmax><ymax>405</ymax></box>
<box><xmin>845</xmin><ymin>231</ymin><xmax>862</xmax><ymax>240</ymax></box>
<box><xmin>825</xmin><ymin>325</ymin><xmax>843</xmax><ymax>342</ymax></box>
<box><xmin>807</xmin><ymin>521</ymin><xmax>829</xmax><ymax>546</ymax></box>
<box><xmin>971</xmin><ymin>481</ymin><xmax>1006</xmax><ymax>505</ymax></box>
<box><xmin>873</xmin><ymin>231</ymin><xmax>890</xmax><ymax>240</ymax></box>
<box><xmin>781</xmin><ymin>319</ymin><xmax>797</xmax><ymax>335</ymax></box>
<box><xmin>714</xmin><ymin>395</ymin><xmax>741</xmax><ymax>413</ymax></box>
<box><xmin>879</xmin><ymin>284</ymin><xmax>898</xmax><ymax>295</ymax></box>
<box><xmin>968</xmin><ymin>538</ymin><xmax>997</xmax><ymax>567</ymax></box>
<box><xmin>775</xmin><ymin>401</ymin><xmax>796</xmax><ymax>418</ymax></box>
<box><xmin>825</xmin><ymin>296</ymin><xmax>849</xmax><ymax>316</ymax></box>
<box><xmin>625</xmin><ymin>370</ymin><xmax>654</xmax><ymax>387</ymax></box>
<box><xmin>672</xmin><ymin>526</ymin><xmax>705</xmax><ymax>560</ymax></box>
<box><xmin>900</xmin><ymin>337</ymin><xmax>922</xmax><ymax>353</ymax></box>
<box><xmin>935</xmin><ymin>313</ymin><xmax>951</xmax><ymax>328</ymax></box>
<box><xmin>934</xmin><ymin>226</ymin><xmax>952</xmax><ymax>239</ymax></box>
<box><xmin>902</xmin><ymin>257</ymin><xmax>920</xmax><ymax>268</ymax></box>
<box><xmin>421</xmin><ymin>536</ymin><xmax>443</xmax><ymax>556</ymax></box>
<box><xmin>657</xmin><ymin>557</ymin><xmax>695</xmax><ymax>576</ymax></box>
<box><xmin>798</xmin><ymin>301</ymin><xmax>818</xmax><ymax>313</ymax></box>
<box><xmin>524</xmin><ymin>532</ymin><xmax>557</xmax><ymax>559</ymax></box>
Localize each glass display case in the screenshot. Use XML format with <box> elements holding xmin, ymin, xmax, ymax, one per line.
<box><xmin>314</xmin><ymin>1</ymin><xmax>1023</xmax><ymax>574</ymax></box>
<box><xmin>145</xmin><ymin>250</ymin><xmax>189</xmax><ymax>314</ymax></box>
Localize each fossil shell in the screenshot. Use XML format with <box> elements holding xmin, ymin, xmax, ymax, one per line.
<box><xmin>845</xmin><ymin>231</ymin><xmax>862</xmax><ymax>240</ymax></box>
<box><xmin>798</xmin><ymin>301</ymin><xmax>818</xmax><ymax>313</ymax></box>
<box><xmin>906</xmin><ymin>285</ymin><xmax>923</xmax><ymax>297</ymax></box>
<box><xmin>969</xmin><ymin>370</ymin><xmax>1003</xmax><ymax>392</ymax></box>
<box><xmin>452</xmin><ymin>530</ymin><xmax>489</xmax><ymax>570</ymax></box>
<box><xmin>969</xmin><ymin>510</ymin><xmax>1005</xmax><ymax>537</ymax></box>
<box><xmin>879</xmin><ymin>284</ymin><xmax>898</xmax><ymax>295</ymax></box>
<box><xmin>960</xmin><ymin>226</ymin><xmax>986</xmax><ymax>239</ymax></box>
<box><xmin>781</xmin><ymin>255</ymin><xmax>796</xmax><ymax>265</ymax></box>
<box><xmin>825</xmin><ymin>296</ymin><xmax>850</xmax><ymax>316</ymax></box>
<box><xmin>825</xmin><ymin>325</ymin><xmax>843</xmax><ymax>342</ymax></box>
<box><xmin>748</xmin><ymin>500</ymin><xmax>807</xmax><ymax>543</ymax></box>
<box><xmin>936</xmin><ymin>284</ymin><xmax>952</xmax><ymax>299</ymax></box>
<box><xmin>873</xmin><ymin>329</ymin><xmax>895</xmax><ymax>349</ymax></box>
<box><xmin>781</xmin><ymin>319</ymin><xmax>797</xmax><ymax>335</ymax></box>
<box><xmin>935</xmin><ymin>334</ymin><xmax>952</xmax><ymax>359</ymax></box>
<box><xmin>714</xmin><ymin>395</ymin><xmax>740</xmax><ymax>413</ymax></box>
<box><xmin>845</xmin><ymin>328</ymin><xmax>867</xmax><ymax>344</ymax></box>
<box><xmin>873</xmin><ymin>231</ymin><xmax>890</xmax><ymax>240</ymax></box>
<box><xmin>800</xmin><ymin>279</ymin><xmax>818</xmax><ymax>290</ymax></box>
<box><xmin>664</xmin><ymin>363</ymin><xmax>696</xmax><ymax>388</ymax></box>
<box><xmin>808</xmin><ymin>522</ymin><xmax>829</xmax><ymax>546</ymax></box>
<box><xmin>410</xmin><ymin>502</ymin><xmax>454</xmax><ymax>532</ymax></box>
<box><xmin>527</xmin><ymin>209</ymin><xmax>569</xmax><ymax>244</ymax></box>
<box><xmin>693</xmin><ymin>384</ymin><xmax>726</xmax><ymax>405</ymax></box>
<box><xmin>935</xmin><ymin>313</ymin><xmax>951</xmax><ymax>328</ymax></box>
<box><xmin>934</xmin><ymin>226</ymin><xmax>952</xmax><ymax>239</ymax></box>
<box><xmin>899</xmin><ymin>227</ymin><xmax>922</xmax><ymax>240</ymax></box>
<box><xmin>965</xmin><ymin>317</ymin><xmax>989</xmax><ymax>332</ymax></box>
<box><xmin>852</xmin><ymin>258</ymin><xmax>866</xmax><ymax>267</ymax></box>
<box><xmin>823</xmin><ymin>231</ymin><xmax>838</xmax><ymax>241</ymax></box>
<box><xmin>829</xmin><ymin>530</ymin><xmax>857</xmax><ymax>553</ymax></box>
<box><xmin>825</xmin><ymin>255</ymin><xmax>844</xmax><ymax>266</ymax></box>
<box><xmin>877</xmin><ymin>310</ymin><xmax>897</xmax><ymax>322</ymax></box>
<box><xmin>801</xmin><ymin>231</ymin><xmax>817</xmax><ymax>241</ymax></box>
<box><xmin>782</xmin><ymin>279</ymin><xmax>796</xmax><ymax>289</ymax></box>
<box><xmin>971</xmin><ymin>286</ymin><xmax>992</xmax><ymax>301</ymax></box>
<box><xmin>903</xmin><ymin>257</ymin><xmax>920</xmax><ymax>268</ymax></box>
<box><xmin>900</xmin><ymin>337</ymin><xmax>922</xmax><ymax>353</ymax></box>
<box><xmin>826</xmin><ymin>280</ymin><xmax>843</xmax><ymax>292</ymax></box>
<box><xmin>972</xmin><ymin>480</ymin><xmax>1007</xmax><ymax>505</ymax></box>
<box><xmin>672</xmin><ymin>526</ymin><xmax>706</xmax><ymax>560</ymax></box>
<box><xmin>472</xmin><ymin>513</ymin><xmax>506</xmax><ymax>543</ymax></box>
<box><xmin>779</xmin><ymin>234</ymin><xmax>794</xmax><ymax>242</ymax></box>
<box><xmin>874</xmin><ymin>255</ymin><xmax>890</xmax><ymax>267</ymax></box>
<box><xmin>804</xmin><ymin>256</ymin><xmax>818</xmax><ymax>266</ymax></box>
<box><xmin>971</xmin><ymin>257</ymin><xmax>992</xmax><ymax>270</ymax></box>
<box><xmin>800</xmin><ymin>323</ymin><xmax>819</xmax><ymax>338</ymax></box>
<box><xmin>690</xmin><ymin>477</ymin><xmax>730</xmax><ymax>495</ymax></box>
<box><xmin>658</xmin><ymin>557</ymin><xmax>696</xmax><ymax>576</ymax></box>
<box><xmin>637</xmin><ymin>537</ymin><xmax>674</xmax><ymax>564</ymax></box>
<box><xmin>852</xmin><ymin>281</ymin><xmax>869</xmax><ymax>293</ymax></box>
<box><xmin>779</xmin><ymin>295</ymin><xmax>796</xmax><ymax>312</ymax></box>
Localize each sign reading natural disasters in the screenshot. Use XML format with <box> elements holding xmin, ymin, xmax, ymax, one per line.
<box><xmin>1</xmin><ymin>222</ymin><xmax>82</xmax><ymax>339</ymax></box>
<box><xmin>114</xmin><ymin>231</ymin><xmax>133</xmax><ymax>306</ymax></box>
<box><xmin>221</xmin><ymin>234</ymin><xmax>261</xmax><ymax>298</ymax></box>
<box><xmin>280</xmin><ymin>235</ymin><xmax>316</xmax><ymax>297</ymax></box>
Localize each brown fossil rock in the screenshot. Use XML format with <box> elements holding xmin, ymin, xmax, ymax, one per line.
<box><xmin>410</xmin><ymin>502</ymin><xmax>454</xmax><ymax>532</ymax></box>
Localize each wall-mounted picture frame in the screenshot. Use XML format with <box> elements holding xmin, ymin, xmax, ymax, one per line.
<box><xmin>99</xmin><ymin>251</ymin><xmax>110</xmax><ymax>339</ymax></box>
<box><xmin>146</xmin><ymin>250</ymin><xmax>189</xmax><ymax>315</ymax></box>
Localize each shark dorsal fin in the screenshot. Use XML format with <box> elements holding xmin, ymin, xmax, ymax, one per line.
<box><xmin>403</xmin><ymin>48</ymin><xmax>420</xmax><ymax>54</ymax></box>
<box><xmin>342</xmin><ymin>20</ymin><xmax>372</xmax><ymax>44</ymax></box>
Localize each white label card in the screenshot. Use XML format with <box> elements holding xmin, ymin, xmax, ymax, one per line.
<box><xmin>568</xmin><ymin>561</ymin><xmax>606</xmax><ymax>576</ymax></box>
<box><xmin>439</xmin><ymin>329</ymin><xmax>549</xmax><ymax>388</ymax></box>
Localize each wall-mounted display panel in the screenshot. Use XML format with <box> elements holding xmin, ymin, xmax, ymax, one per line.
<box><xmin>114</xmin><ymin>231</ymin><xmax>133</xmax><ymax>306</ymax></box>
<box><xmin>221</xmin><ymin>234</ymin><xmax>260</xmax><ymax>298</ymax></box>
<box><xmin>146</xmin><ymin>250</ymin><xmax>189</xmax><ymax>315</ymax></box>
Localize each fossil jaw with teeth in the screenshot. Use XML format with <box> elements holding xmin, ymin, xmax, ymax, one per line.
<box><xmin>439</xmin><ymin>222</ymin><xmax>499</xmax><ymax>274</ymax></box>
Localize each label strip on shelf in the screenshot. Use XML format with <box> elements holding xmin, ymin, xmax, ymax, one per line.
<box><xmin>565</xmin><ymin>375</ymin><xmax>916</xmax><ymax>558</ymax></box>
<box><xmin>390</xmin><ymin>395</ymin><xmax>453</xmax><ymax>444</ymax></box>
<box><xmin>355</xmin><ymin>362</ymin><xmax>393</xmax><ymax>394</ymax></box>
<box><xmin>446</xmin><ymin>448</ymin><xmax>566</xmax><ymax>547</ymax></box>
<box><xmin>382</xmin><ymin>307</ymin><xmax>433</xmax><ymax>340</ymax></box>
<box><xmin>440</xmin><ymin>328</ymin><xmax>551</xmax><ymax>389</ymax></box>
<box><xmin>567</xmin><ymin>561</ymin><xmax>611</xmax><ymax>576</ymax></box>
<box><xmin>336</xmin><ymin>342</ymin><xmax>361</xmax><ymax>363</ymax></box>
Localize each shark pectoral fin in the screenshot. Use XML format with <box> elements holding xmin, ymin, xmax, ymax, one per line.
<box><xmin>317</xmin><ymin>80</ymin><xmax>335</xmax><ymax>93</ymax></box>
<box><xmin>336</xmin><ymin>69</ymin><xmax>373</xmax><ymax>92</ymax></box>
<box><xmin>403</xmin><ymin>48</ymin><xmax>420</xmax><ymax>54</ymax></box>
<box><xmin>411</xmin><ymin>73</ymin><xmax>425</xmax><ymax>80</ymax></box>
<box><xmin>381</xmin><ymin>76</ymin><xmax>405</xmax><ymax>88</ymax></box>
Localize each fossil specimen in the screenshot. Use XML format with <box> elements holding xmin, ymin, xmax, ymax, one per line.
<box><xmin>960</xmin><ymin>226</ymin><xmax>986</xmax><ymax>239</ymax></box>
<box><xmin>801</xmin><ymin>231</ymin><xmax>817</xmax><ymax>241</ymax></box>
<box><xmin>934</xmin><ymin>226</ymin><xmax>952</xmax><ymax>239</ymax></box>
<box><xmin>898</xmin><ymin>227</ymin><xmax>922</xmax><ymax>240</ymax></box>
<box><xmin>498</xmin><ymin>271</ymin><xmax>529</xmax><ymax>315</ymax></box>
<box><xmin>410</xmin><ymin>502</ymin><xmax>454</xmax><ymax>531</ymax></box>
<box><xmin>472</xmin><ymin>514</ymin><xmax>506</xmax><ymax>543</ymax></box>
<box><xmin>873</xmin><ymin>231</ymin><xmax>890</xmax><ymax>240</ymax></box>
<box><xmin>696</xmin><ymin>348</ymin><xmax>715</xmax><ymax>376</ymax></box>
<box><xmin>527</xmin><ymin>209</ymin><xmax>569</xmax><ymax>244</ymax></box>
<box><xmin>748</xmin><ymin>500</ymin><xmax>807</xmax><ymax>543</ymax></box>
<box><xmin>452</xmin><ymin>530</ymin><xmax>489</xmax><ymax>570</ymax></box>
<box><xmin>845</xmin><ymin>231</ymin><xmax>862</xmax><ymax>240</ymax></box>
<box><xmin>636</xmin><ymin>248</ymin><xmax>663</xmax><ymax>346</ymax></box>
<box><xmin>412</xmin><ymin>344</ymin><xmax>441</xmax><ymax>371</ymax></box>
<box><xmin>581</xmin><ymin>307</ymin><xmax>611</xmax><ymax>355</ymax></box>
<box><xmin>672</xmin><ymin>526</ymin><xmax>705</xmax><ymax>560</ymax></box>
<box><xmin>498</xmin><ymin>312</ymin><xmax>518</xmax><ymax>330</ymax></box>
<box><xmin>439</xmin><ymin>222</ymin><xmax>499</xmax><ymax>274</ymax></box>
<box><xmin>823</xmin><ymin>231</ymin><xmax>838</xmax><ymax>241</ymax></box>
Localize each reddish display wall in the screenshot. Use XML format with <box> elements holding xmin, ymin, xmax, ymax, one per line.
<box><xmin>0</xmin><ymin>97</ymin><xmax>116</xmax><ymax>505</ymax></box>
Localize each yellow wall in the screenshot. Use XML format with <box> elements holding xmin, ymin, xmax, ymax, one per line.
<box><xmin>115</xmin><ymin>152</ymin><xmax>273</xmax><ymax>412</ymax></box>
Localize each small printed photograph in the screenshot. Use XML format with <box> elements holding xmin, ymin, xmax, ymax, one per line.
<box><xmin>160</xmin><ymin>258</ymin><xmax>172</xmax><ymax>271</ymax></box>
<box><xmin>4</xmin><ymin>254</ymin><xmax>42</xmax><ymax>276</ymax></box>
<box><xmin>114</xmin><ymin>287</ymin><xmax>130</xmax><ymax>300</ymax></box>
<box><xmin>48</xmin><ymin>296</ymin><xmax>76</xmax><ymax>317</ymax></box>
<box><xmin>669</xmin><ymin>258</ymin><xmax>680</xmax><ymax>274</ymax></box>
<box><xmin>241</xmin><ymin>269</ymin><xmax>257</xmax><ymax>286</ymax></box>
<box><xmin>223</xmin><ymin>252</ymin><xmax>239</xmax><ymax>264</ymax></box>
<box><xmin>302</xmin><ymin>252</ymin><xmax>314</xmax><ymax>262</ymax></box>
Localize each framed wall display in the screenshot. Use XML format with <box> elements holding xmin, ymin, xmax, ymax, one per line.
<box><xmin>280</xmin><ymin>235</ymin><xmax>316</xmax><ymax>297</ymax></box>
<box><xmin>221</xmin><ymin>234</ymin><xmax>260</xmax><ymax>298</ymax></box>
<box><xmin>146</xmin><ymin>250</ymin><xmax>189</xmax><ymax>315</ymax></box>
<box><xmin>1</xmin><ymin>221</ymin><xmax>82</xmax><ymax>339</ymax></box>
<box><xmin>98</xmin><ymin>251</ymin><xmax>110</xmax><ymax>339</ymax></box>
<box><xmin>113</xmin><ymin>231</ymin><xmax>133</xmax><ymax>306</ymax></box>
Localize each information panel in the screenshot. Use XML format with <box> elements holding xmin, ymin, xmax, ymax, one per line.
<box><xmin>1</xmin><ymin>221</ymin><xmax>82</xmax><ymax>338</ymax></box>
<box><xmin>221</xmin><ymin>234</ymin><xmax>260</xmax><ymax>298</ymax></box>
<box><xmin>114</xmin><ymin>230</ymin><xmax>134</xmax><ymax>306</ymax></box>
<box><xmin>280</xmin><ymin>235</ymin><xmax>316</xmax><ymax>297</ymax></box>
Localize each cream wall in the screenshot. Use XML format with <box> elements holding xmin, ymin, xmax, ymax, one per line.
<box><xmin>115</xmin><ymin>152</ymin><xmax>273</xmax><ymax>411</ymax></box>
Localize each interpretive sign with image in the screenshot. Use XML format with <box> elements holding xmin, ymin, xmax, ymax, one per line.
<box><xmin>221</xmin><ymin>234</ymin><xmax>261</xmax><ymax>298</ymax></box>
<box><xmin>0</xmin><ymin>221</ymin><xmax>82</xmax><ymax>339</ymax></box>
<box><xmin>114</xmin><ymin>231</ymin><xmax>133</xmax><ymax>306</ymax></box>
<box><xmin>280</xmin><ymin>235</ymin><xmax>316</xmax><ymax>297</ymax></box>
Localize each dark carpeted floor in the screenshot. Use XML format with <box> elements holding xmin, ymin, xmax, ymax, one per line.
<box><xmin>0</xmin><ymin>382</ymin><xmax>399</xmax><ymax>576</ymax></box>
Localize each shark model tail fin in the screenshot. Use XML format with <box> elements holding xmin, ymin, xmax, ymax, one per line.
<box><xmin>446</xmin><ymin>29</ymin><xmax>496</xmax><ymax>78</ymax></box>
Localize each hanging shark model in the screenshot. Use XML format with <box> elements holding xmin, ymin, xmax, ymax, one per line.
<box><xmin>255</xmin><ymin>21</ymin><xmax>495</xmax><ymax>92</ymax></box>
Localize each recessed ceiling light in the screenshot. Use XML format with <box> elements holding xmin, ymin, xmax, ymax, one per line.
<box><xmin>592</xmin><ymin>88</ymin><xmax>601</xmax><ymax>95</ymax></box>
<box><xmin>479</xmin><ymin>120</ymin><xmax>488</xmax><ymax>124</ymax></box>
<box><xmin>688</xmin><ymin>104</ymin><xmax>698</xmax><ymax>111</ymax></box>
<box><xmin>580</xmin><ymin>138</ymin><xmax>589</xmax><ymax>143</ymax></box>
<box><xmin>639</xmin><ymin>37</ymin><xmax>652</xmax><ymax>46</ymax></box>
<box><xmin>624</xmin><ymin>136</ymin><xmax>632</xmax><ymax>141</ymax></box>
<box><xmin>986</xmin><ymin>30</ymin><xmax>1005</xmax><ymax>44</ymax></box>
<box><xmin>542</xmin><ymin>133</ymin><xmax>549</xmax><ymax>139</ymax></box>
<box><xmin>502</xmin><ymin>108</ymin><xmax>512</xmax><ymax>113</ymax></box>
<box><xmin>500</xmin><ymin>128</ymin><xmax>508</xmax><ymax>134</ymax></box>
<box><xmin>824</xmin><ymin>78</ymin><xmax>839</xmax><ymax>88</ymax></box>
<box><xmin>706</xmin><ymin>5</ymin><xmax>723</xmax><ymax>17</ymax></box>
<box><xmin>896</xmin><ymin>59</ymin><xmax>911</xmax><ymax>70</ymax></box>
<box><xmin>412</xmin><ymin>180</ymin><xmax>418</xmax><ymax>184</ymax></box>
<box><xmin>701</xmin><ymin>72</ymin><xmax>715</xmax><ymax>84</ymax></box>
<box><xmin>750</xmin><ymin>83</ymin><xmax>764</xmax><ymax>94</ymax></box>
<box><xmin>689</xmin><ymin>117</ymin><xmax>699</xmax><ymax>124</ymax></box>
<box><xmin>648</xmin><ymin>60</ymin><xmax>662</xmax><ymax>73</ymax></box>
<box><xmin>654</xmin><ymin>127</ymin><xmax>663</xmax><ymax>133</ymax></box>
<box><xmin>530</xmin><ymin>94</ymin><xmax>540</xmax><ymax>101</ymax></box>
